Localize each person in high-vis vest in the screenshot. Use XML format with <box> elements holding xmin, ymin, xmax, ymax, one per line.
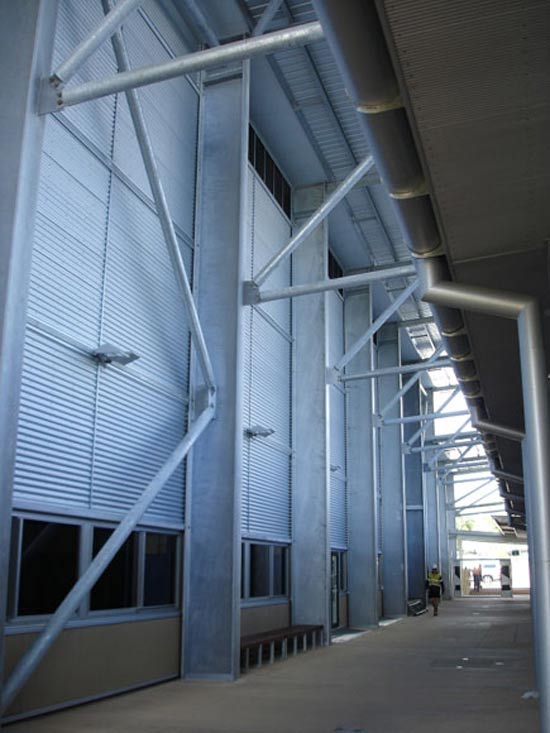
<box><xmin>426</xmin><ymin>565</ymin><xmax>445</xmax><ymax>616</ymax></box>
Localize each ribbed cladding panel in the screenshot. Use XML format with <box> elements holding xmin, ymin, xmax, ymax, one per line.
<box><xmin>383</xmin><ymin>0</ymin><xmax>550</xmax><ymax>263</ymax></box>
<box><xmin>242</xmin><ymin>171</ymin><xmax>255</xmax><ymax>533</ymax></box>
<box><xmin>102</xmin><ymin>179</ymin><xmax>192</xmax><ymax>393</ymax></box>
<box><xmin>52</xmin><ymin>0</ymin><xmax>117</xmax><ymax>157</ymax></box>
<box><xmin>113</xmin><ymin>8</ymin><xmax>199</xmax><ymax>238</ymax></box>
<box><xmin>92</xmin><ymin>369</ymin><xmax>185</xmax><ymax>525</ymax></box>
<box><xmin>27</xmin><ymin>120</ymin><xmax>108</xmax><ymax>345</ymax></box>
<box><xmin>330</xmin><ymin>475</ymin><xmax>348</xmax><ymax>550</ymax></box>
<box><xmin>242</xmin><ymin>172</ymin><xmax>292</xmax><ymax>541</ymax></box>
<box><xmin>13</xmin><ymin>331</ymin><xmax>96</xmax><ymax>509</ymax></box>
<box><xmin>328</xmin><ymin>291</ymin><xmax>348</xmax><ymax>549</ymax></box>
<box><xmin>15</xmin><ymin>1</ymin><xmax>194</xmax><ymax>524</ymax></box>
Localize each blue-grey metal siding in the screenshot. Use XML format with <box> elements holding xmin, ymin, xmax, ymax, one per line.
<box><xmin>328</xmin><ymin>291</ymin><xmax>348</xmax><ymax>549</ymax></box>
<box><xmin>242</xmin><ymin>169</ymin><xmax>292</xmax><ymax>542</ymax></box>
<box><xmin>13</xmin><ymin>1</ymin><xmax>197</xmax><ymax>528</ymax></box>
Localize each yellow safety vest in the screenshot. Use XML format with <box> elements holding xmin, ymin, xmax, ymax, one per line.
<box><xmin>428</xmin><ymin>571</ymin><xmax>442</xmax><ymax>587</ymax></box>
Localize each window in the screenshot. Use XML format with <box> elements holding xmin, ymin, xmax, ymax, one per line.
<box><xmin>250</xmin><ymin>544</ymin><xmax>270</xmax><ymax>597</ymax></box>
<box><xmin>144</xmin><ymin>532</ymin><xmax>177</xmax><ymax>606</ymax></box>
<box><xmin>248</xmin><ymin>126</ymin><xmax>292</xmax><ymax>218</ymax></box>
<box><xmin>242</xmin><ymin>541</ymin><xmax>289</xmax><ymax>601</ymax></box>
<box><xmin>8</xmin><ymin>514</ymin><xmax>180</xmax><ymax>622</ymax></box>
<box><xmin>91</xmin><ymin>528</ymin><xmax>138</xmax><ymax>611</ymax></box>
<box><xmin>17</xmin><ymin>519</ymin><xmax>79</xmax><ymax>616</ymax></box>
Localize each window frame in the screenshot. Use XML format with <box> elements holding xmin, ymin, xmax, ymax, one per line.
<box><xmin>7</xmin><ymin>511</ymin><xmax>182</xmax><ymax>630</ymax></box>
<box><xmin>241</xmin><ymin>539</ymin><xmax>290</xmax><ymax>605</ymax></box>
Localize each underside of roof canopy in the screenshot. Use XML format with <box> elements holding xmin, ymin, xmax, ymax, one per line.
<box><xmin>312</xmin><ymin>0</ymin><xmax>550</xmax><ymax>526</ymax></box>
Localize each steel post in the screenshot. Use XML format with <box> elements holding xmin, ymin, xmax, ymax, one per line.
<box><xmin>451</xmin><ymin>478</ymin><xmax>493</xmax><ymax>506</ymax></box>
<box><xmin>1</xmin><ymin>404</ymin><xmax>214</xmax><ymax>714</ymax></box>
<box><xmin>292</xmin><ymin>184</ymin><xmax>331</xmax><ymax>640</ymax></box>
<box><xmin>424</xmin><ymin>280</ymin><xmax>550</xmax><ymax>726</ymax></box>
<box><xmin>254</xmin><ymin>155</ymin><xmax>374</xmax><ymax>286</ymax></box>
<box><xmin>345</xmin><ymin>287</ymin><xmax>379</xmax><ymax>626</ymax></box>
<box><xmin>0</xmin><ymin>1</ymin><xmax>59</xmax><ymax>718</ymax></box>
<box><xmin>428</xmin><ymin>417</ymin><xmax>471</xmax><ymax>468</ymax></box>
<box><xmin>335</xmin><ymin>279</ymin><xmax>418</xmax><ymax>372</ymax></box>
<box><xmin>377</xmin><ymin>324</ymin><xmax>407</xmax><ymax>616</ymax></box>
<box><xmin>106</xmin><ymin>12</ymin><xmax>215</xmax><ymax>391</ymax></box>
<box><xmin>52</xmin><ymin>22</ymin><xmax>324</xmax><ymax>109</ymax></box>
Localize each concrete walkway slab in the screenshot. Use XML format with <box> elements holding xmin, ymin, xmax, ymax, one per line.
<box><xmin>8</xmin><ymin>597</ymin><xmax>539</xmax><ymax>733</ymax></box>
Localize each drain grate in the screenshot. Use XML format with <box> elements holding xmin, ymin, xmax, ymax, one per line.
<box><xmin>334</xmin><ymin>728</ymin><xmax>366</xmax><ymax>732</ymax></box>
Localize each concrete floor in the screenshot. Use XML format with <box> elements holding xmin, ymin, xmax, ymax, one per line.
<box><xmin>9</xmin><ymin>597</ymin><xmax>539</xmax><ymax>733</ymax></box>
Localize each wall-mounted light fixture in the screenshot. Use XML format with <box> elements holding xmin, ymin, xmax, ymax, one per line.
<box><xmin>245</xmin><ymin>425</ymin><xmax>275</xmax><ymax>438</ymax></box>
<box><xmin>92</xmin><ymin>343</ymin><xmax>140</xmax><ymax>366</ymax></box>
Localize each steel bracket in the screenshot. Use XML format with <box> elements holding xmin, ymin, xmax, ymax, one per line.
<box><xmin>242</xmin><ymin>280</ymin><xmax>260</xmax><ymax>305</ymax></box>
<box><xmin>38</xmin><ymin>76</ymin><xmax>64</xmax><ymax>115</ymax></box>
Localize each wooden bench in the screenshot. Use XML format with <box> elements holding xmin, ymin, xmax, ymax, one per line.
<box><xmin>240</xmin><ymin>624</ymin><xmax>324</xmax><ymax>672</ymax></box>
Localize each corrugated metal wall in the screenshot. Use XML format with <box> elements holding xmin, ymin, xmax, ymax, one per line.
<box><xmin>13</xmin><ymin>1</ymin><xmax>197</xmax><ymax>528</ymax></box>
<box><xmin>242</xmin><ymin>170</ymin><xmax>292</xmax><ymax>542</ymax></box>
<box><xmin>328</xmin><ymin>291</ymin><xmax>348</xmax><ymax>549</ymax></box>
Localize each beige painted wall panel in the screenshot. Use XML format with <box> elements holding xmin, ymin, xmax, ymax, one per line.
<box><xmin>241</xmin><ymin>603</ymin><xmax>290</xmax><ymax>636</ymax></box>
<box><xmin>4</xmin><ymin>616</ymin><xmax>180</xmax><ymax>718</ymax></box>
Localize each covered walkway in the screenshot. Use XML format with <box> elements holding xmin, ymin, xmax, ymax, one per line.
<box><xmin>11</xmin><ymin>597</ymin><xmax>538</xmax><ymax>733</ymax></box>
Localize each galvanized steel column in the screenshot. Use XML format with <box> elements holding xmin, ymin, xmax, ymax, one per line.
<box><xmin>423</xmin><ymin>392</ymin><xmax>440</xmax><ymax>571</ymax></box>
<box><xmin>439</xmin><ymin>479</ymin><xmax>453</xmax><ymax>600</ymax></box>
<box><xmin>377</xmin><ymin>324</ymin><xmax>407</xmax><ymax>616</ymax></box>
<box><xmin>292</xmin><ymin>184</ymin><xmax>331</xmax><ymax>639</ymax></box>
<box><xmin>345</xmin><ymin>288</ymin><xmax>380</xmax><ymax>627</ymax></box>
<box><xmin>182</xmin><ymin>64</ymin><xmax>249</xmax><ymax>679</ymax></box>
<box><xmin>0</xmin><ymin>0</ymin><xmax>58</xmax><ymax>710</ymax></box>
<box><xmin>403</xmin><ymin>381</ymin><xmax>425</xmax><ymax>600</ymax></box>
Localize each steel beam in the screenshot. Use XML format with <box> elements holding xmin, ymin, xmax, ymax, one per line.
<box><xmin>451</xmin><ymin>478</ymin><xmax>493</xmax><ymax>506</ymax></box>
<box><xmin>428</xmin><ymin>416</ymin><xmax>471</xmax><ymax>468</ymax></box>
<box><xmin>1</xmin><ymin>403</ymin><xmax>215</xmax><ymax>714</ymax></box>
<box><xmin>246</xmin><ymin>262</ymin><xmax>416</xmax><ymax>304</ymax></box>
<box><xmin>398</xmin><ymin>316</ymin><xmax>435</xmax><ymax>330</ymax></box>
<box><xmin>342</xmin><ymin>357</ymin><xmax>451</xmax><ymax>383</ymax></box>
<box><xmin>424</xmin><ymin>281</ymin><xmax>550</xmax><ymax>725</ymax></box>
<box><xmin>107</xmin><ymin>8</ymin><xmax>215</xmax><ymax>391</ymax></box>
<box><xmin>252</xmin><ymin>0</ymin><xmax>284</xmax><ymax>36</ymax></box>
<box><xmin>335</xmin><ymin>278</ymin><xmax>418</xmax><ymax>372</ymax></box>
<box><xmin>383</xmin><ymin>409</ymin><xmax>468</xmax><ymax>427</ymax></box>
<box><xmin>46</xmin><ymin>21</ymin><xmax>324</xmax><ymax>110</ymax></box>
<box><xmin>409</xmin><ymin>437</ymin><xmax>482</xmax><ymax>454</ymax></box>
<box><xmin>406</xmin><ymin>385</ymin><xmax>459</xmax><ymax>447</ymax></box>
<box><xmin>473</xmin><ymin>418</ymin><xmax>525</xmax><ymax>443</ymax></box>
<box><xmin>253</xmin><ymin>154</ymin><xmax>374</xmax><ymax>287</ymax></box>
<box><xmin>493</xmin><ymin>469</ymin><xmax>524</xmax><ymax>485</ymax></box>
<box><xmin>378</xmin><ymin>344</ymin><xmax>445</xmax><ymax>419</ymax></box>
<box><xmin>51</xmin><ymin>0</ymin><xmax>143</xmax><ymax>84</ymax></box>
<box><xmin>178</xmin><ymin>0</ymin><xmax>219</xmax><ymax>48</ymax></box>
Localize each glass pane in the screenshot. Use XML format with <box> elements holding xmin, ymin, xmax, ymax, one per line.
<box><xmin>273</xmin><ymin>546</ymin><xmax>287</xmax><ymax>596</ymax></box>
<box><xmin>144</xmin><ymin>533</ymin><xmax>177</xmax><ymax>606</ymax></box>
<box><xmin>18</xmin><ymin>520</ymin><xmax>79</xmax><ymax>616</ymax></box>
<box><xmin>248</xmin><ymin>126</ymin><xmax>255</xmax><ymax>165</ymax></box>
<box><xmin>250</xmin><ymin>544</ymin><xmax>270</xmax><ymax>597</ymax></box>
<box><xmin>91</xmin><ymin>528</ymin><xmax>137</xmax><ymax>611</ymax></box>
<box><xmin>254</xmin><ymin>136</ymin><xmax>265</xmax><ymax>179</ymax></box>
<box><xmin>282</xmin><ymin>181</ymin><xmax>291</xmax><ymax>218</ymax></box>
<box><xmin>265</xmin><ymin>154</ymin><xmax>275</xmax><ymax>194</ymax></box>
<box><xmin>339</xmin><ymin>552</ymin><xmax>348</xmax><ymax>592</ymax></box>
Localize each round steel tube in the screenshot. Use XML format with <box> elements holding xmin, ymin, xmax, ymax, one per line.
<box><xmin>61</xmin><ymin>22</ymin><xmax>324</xmax><ymax>108</ymax></box>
